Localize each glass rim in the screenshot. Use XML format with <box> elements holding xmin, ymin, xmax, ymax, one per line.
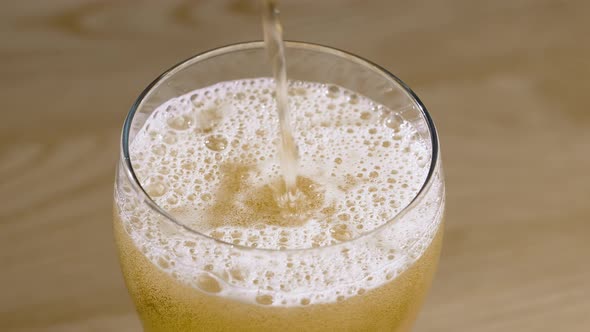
<box><xmin>120</xmin><ymin>40</ymin><xmax>440</xmax><ymax>253</ymax></box>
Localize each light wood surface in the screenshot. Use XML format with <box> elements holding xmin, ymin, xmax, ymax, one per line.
<box><xmin>1</xmin><ymin>1</ymin><xmax>589</xmax><ymax>331</ymax></box>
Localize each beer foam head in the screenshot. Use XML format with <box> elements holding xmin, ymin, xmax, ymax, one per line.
<box><xmin>117</xmin><ymin>78</ymin><xmax>444</xmax><ymax>306</ymax></box>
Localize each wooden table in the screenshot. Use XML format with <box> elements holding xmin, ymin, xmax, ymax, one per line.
<box><xmin>2</xmin><ymin>1</ymin><xmax>589</xmax><ymax>331</ymax></box>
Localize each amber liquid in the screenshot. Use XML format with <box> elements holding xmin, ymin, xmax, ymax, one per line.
<box><xmin>114</xmin><ymin>212</ymin><xmax>443</xmax><ymax>332</ymax></box>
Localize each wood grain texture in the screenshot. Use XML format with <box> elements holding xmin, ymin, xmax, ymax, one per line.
<box><xmin>1</xmin><ymin>0</ymin><xmax>589</xmax><ymax>331</ymax></box>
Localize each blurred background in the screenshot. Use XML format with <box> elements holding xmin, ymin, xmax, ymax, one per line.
<box><xmin>1</xmin><ymin>0</ymin><xmax>589</xmax><ymax>331</ymax></box>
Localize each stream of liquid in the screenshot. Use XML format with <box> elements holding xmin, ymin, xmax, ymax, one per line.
<box><xmin>262</xmin><ymin>0</ymin><xmax>300</xmax><ymax>203</ymax></box>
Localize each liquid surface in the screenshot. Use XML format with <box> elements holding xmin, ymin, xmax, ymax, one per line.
<box><xmin>118</xmin><ymin>78</ymin><xmax>444</xmax><ymax>307</ymax></box>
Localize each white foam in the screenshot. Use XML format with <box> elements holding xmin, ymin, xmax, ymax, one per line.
<box><xmin>116</xmin><ymin>78</ymin><xmax>444</xmax><ymax>306</ymax></box>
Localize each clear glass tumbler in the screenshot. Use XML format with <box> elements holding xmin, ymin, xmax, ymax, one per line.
<box><xmin>114</xmin><ymin>41</ymin><xmax>445</xmax><ymax>331</ymax></box>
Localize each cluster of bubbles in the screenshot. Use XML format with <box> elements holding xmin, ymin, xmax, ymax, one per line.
<box><xmin>117</xmin><ymin>78</ymin><xmax>444</xmax><ymax>306</ymax></box>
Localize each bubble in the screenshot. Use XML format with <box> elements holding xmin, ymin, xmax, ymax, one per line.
<box><xmin>338</xmin><ymin>213</ymin><xmax>350</xmax><ymax>221</ymax></box>
<box><xmin>167</xmin><ymin>114</ymin><xmax>193</xmax><ymax>130</ymax></box>
<box><xmin>181</xmin><ymin>161</ymin><xmax>196</xmax><ymax>170</ymax></box>
<box><xmin>417</xmin><ymin>156</ymin><xmax>428</xmax><ymax>168</ymax></box>
<box><xmin>230</xmin><ymin>268</ymin><xmax>246</xmax><ymax>281</ymax></box>
<box><xmin>145</xmin><ymin>181</ymin><xmax>167</xmax><ymax>197</ymax></box>
<box><xmin>196</xmin><ymin>274</ymin><xmax>222</xmax><ymax>293</ymax></box>
<box><xmin>166</xmin><ymin>195</ymin><xmax>178</xmax><ymax>205</ymax></box>
<box><xmin>205</xmin><ymin>134</ymin><xmax>228</xmax><ymax>152</ymax></box>
<box><xmin>384</xmin><ymin>113</ymin><xmax>403</xmax><ymax>131</ymax></box>
<box><xmin>151</xmin><ymin>144</ymin><xmax>166</xmax><ymax>156</ymax></box>
<box><xmin>158</xmin><ymin>166</ymin><xmax>170</xmax><ymax>175</ymax></box>
<box><xmin>348</xmin><ymin>94</ymin><xmax>359</xmax><ymax>105</ymax></box>
<box><xmin>210</xmin><ymin>230</ymin><xmax>224</xmax><ymax>239</ymax></box>
<box><xmin>163</xmin><ymin>132</ymin><xmax>177</xmax><ymax>144</ymax></box>
<box><xmin>326</xmin><ymin>85</ymin><xmax>340</xmax><ymax>98</ymax></box>
<box><xmin>195</xmin><ymin>107</ymin><xmax>223</xmax><ymax>133</ymax></box>
<box><xmin>330</xmin><ymin>224</ymin><xmax>352</xmax><ymax>242</ymax></box>
<box><xmin>255</xmin><ymin>294</ymin><xmax>274</xmax><ymax>305</ymax></box>
<box><xmin>231</xmin><ymin>230</ymin><xmax>243</xmax><ymax>239</ymax></box>
<box><xmin>157</xmin><ymin>257</ymin><xmax>170</xmax><ymax>269</ymax></box>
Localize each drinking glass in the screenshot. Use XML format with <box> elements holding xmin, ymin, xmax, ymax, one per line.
<box><xmin>114</xmin><ymin>41</ymin><xmax>445</xmax><ymax>331</ymax></box>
